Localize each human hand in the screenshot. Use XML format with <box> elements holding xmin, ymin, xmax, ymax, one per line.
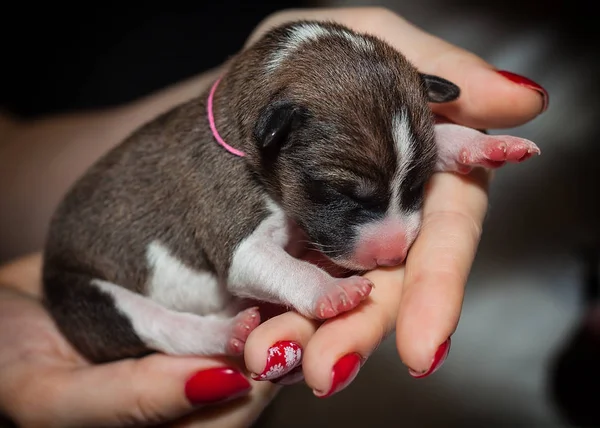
<box><xmin>240</xmin><ymin>7</ymin><xmax>548</xmax><ymax>395</ymax></box>
<box><xmin>0</xmin><ymin>6</ymin><xmax>548</xmax><ymax>426</ymax></box>
<box><xmin>0</xmin><ymin>255</ymin><xmax>279</xmax><ymax>428</ymax></box>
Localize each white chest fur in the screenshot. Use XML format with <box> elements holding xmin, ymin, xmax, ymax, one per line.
<box><xmin>145</xmin><ymin>240</ymin><xmax>231</xmax><ymax>315</ymax></box>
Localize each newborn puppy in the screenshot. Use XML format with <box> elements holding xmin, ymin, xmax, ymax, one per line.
<box><xmin>42</xmin><ymin>21</ymin><xmax>540</xmax><ymax>363</ymax></box>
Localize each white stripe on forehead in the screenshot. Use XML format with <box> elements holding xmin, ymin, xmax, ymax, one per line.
<box><xmin>388</xmin><ymin>108</ymin><xmax>415</xmax><ymax>216</ymax></box>
<box><xmin>266</xmin><ymin>22</ymin><xmax>374</xmax><ymax>73</ymax></box>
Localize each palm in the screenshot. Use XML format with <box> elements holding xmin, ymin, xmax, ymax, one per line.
<box><xmin>0</xmin><ymin>263</ymin><xmax>262</xmax><ymax>427</ymax></box>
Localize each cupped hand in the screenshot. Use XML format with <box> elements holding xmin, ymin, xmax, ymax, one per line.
<box><xmin>241</xmin><ymin>7</ymin><xmax>547</xmax><ymax>395</ymax></box>
<box><xmin>0</xmin><ymin>6</ymin><xmax>548</xmax><ymax>427</ymax></box>
<box><xmin>0</xmin><ymin>255</ymin><xmax>279</xmax><ymax>428</ymax></box>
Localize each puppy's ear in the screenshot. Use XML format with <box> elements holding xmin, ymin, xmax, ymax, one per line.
<box><xmin>420</xmin><ymin>73</ymin><xmax>460</xmax><ymax>103</ymax></box>
<box><xmin>254</xmin><ymin>100</ymin><xmax>309</xmax><ymax>152</ymax></box>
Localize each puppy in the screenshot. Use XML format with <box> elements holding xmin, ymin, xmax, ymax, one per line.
<box><xmin>42</xmin><ymin>20</ymin><xmax>540</xmax><ymax>363</ymax></box>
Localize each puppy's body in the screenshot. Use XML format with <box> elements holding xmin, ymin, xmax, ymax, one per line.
<box><xmin>43</xmin><ymin>97</ymin><xmax>268</xmax><ymax>361</ymax></box>
<box><xmin>43</xmin><ymin>21</ymin><xmax>540</xmax><ymax>363</ymax></box>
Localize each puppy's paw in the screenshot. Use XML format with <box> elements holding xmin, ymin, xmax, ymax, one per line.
<box><xmin>227</xmin><ymin>307</ymin><xmax>261</xmax><ymax>355</ymax></box>
<box><xmin>459</xmin><ymin>135</ymin><xmax>540</xmax><ymax>170</ymax></box>
<box><xmin>435</xmin><ymin>123</ymin><xmax>541</xmax><ymax>174</ymax></box>
<box><xmin>313</xmin><ymin>276</ymin><xmax>373</xmax><ymax>319</ymax></box>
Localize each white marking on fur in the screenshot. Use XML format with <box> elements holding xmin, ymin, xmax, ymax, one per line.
<box><xmin>91</xmin><ymin>279</ymin><xmax>237</xmax><ymax>355</ymax></box>
<box><xmin>345</xmin><ymin>109</ymin><xmax>422</xmax><ymax>269</ymax></box>
<box><xmin>339</xmin><ymin>30</ymin><xmax>373</xmax><ymax>51</ymax></box>
<box><xmin>263</xmin><ymin>196</ymin><xmax>307</xmax><ymax>257</ymax></box>
<box><xmin>261</xmin><ymin>197</ymin><xmax>292</xmax><ymax>247</ymax></box>
<box><xmin>263</xmin><ymin>195</ymin><xmax>282</xmax><ymax>217</ymax></box>
<box><xmin>288</xmin><ymin>23</ymin><xmax>330</xmax><ymax>47</ymax></box>
<box><xmin>145</xmin><ymin>240</ymin><xmax>230</xmax><ymax>315</ymax></box>
<box><xmin>267</xmin><ymin>22</ymin><xmax>374</xmax><ymax>72</ymax></box>
<box><xmin>399</xmin><ymin>210</ymin><xmax>422</xmax><ymax>246</ymax></box>
<box><xmin>227</xmin><ymin>198</ymin><xmax>331</xmax><ymax>316</ymax></box>
<box><xmin>389</xmin><ymin>108</ymin><xmax>415</xmax><ymax>216</ymax></box>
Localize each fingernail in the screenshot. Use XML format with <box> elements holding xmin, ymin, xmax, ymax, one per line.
<box><xmin>185</xmin><ymin>367</ymin><xmax>251</xmax><ymax>405</ymax></box>
<box><xmin>314</xmin><ymin>353</ymin><xmax>362</xmax><ymax>398</ymax></box>
<box><xmin>409</xmin><ymin>338</ymin><xmax>451</xmax><ymax>379</ymax></box>
<box><xmin>271</xmin><ymin>364</ymin><xmax>305</xmax><ymax>385</ymax></box>
<box><xmin>251</xmin><ymin>340</ymin><xmax>302</xmax><ymax>381</ymax></box>
<box><xmin>496</xmin><ymin>70</ymin><xmax>549</xmax><ymax>113</ymax></box>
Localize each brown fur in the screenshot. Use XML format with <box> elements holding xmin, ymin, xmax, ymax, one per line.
<box><xmin>42</xmin><ymin>20</ymin><xmax>453</xmax><ymax>363</ymax></box>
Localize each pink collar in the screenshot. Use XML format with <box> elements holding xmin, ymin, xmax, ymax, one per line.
<box><xmin>207</xmin><ymin>77</ymin><xmax>246</xmax><ymax>157</ymax></box>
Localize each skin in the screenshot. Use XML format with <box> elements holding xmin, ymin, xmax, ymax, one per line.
<box><xmin>0</xmin><ymin>6</ymin><xmax>545</xmax><ymax>427</ymax></box>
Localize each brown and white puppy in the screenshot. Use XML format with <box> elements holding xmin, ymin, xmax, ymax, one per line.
<box><xmin>42</xmin><ymin>21</ymin><xmax>540</xmax><ymax>363</ymax></box>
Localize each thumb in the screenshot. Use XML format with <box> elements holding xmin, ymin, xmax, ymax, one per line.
<box><xmin>53</xmin><ymin>355</ymin><xmax>252</xmax><ymax>427</ymax></box>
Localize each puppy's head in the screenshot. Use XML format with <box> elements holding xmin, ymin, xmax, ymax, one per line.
<box><xmin>229</xmin><ymin>21</ymin><xmax>460</xmax><ymax>270</ymax></box>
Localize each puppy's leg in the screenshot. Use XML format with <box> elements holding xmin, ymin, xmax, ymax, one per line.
<box><xmin>43</xmin><ymin>270</ymin><xmax>260</xmax><ymax>363</ymax></box>
<box><xmin>227</xmin><ymin>214</ymin><xmax>373</xmax><ymax>320</ymax></box>
<box><xmin>434</xmin><ymin>123</ymin><xmax>541</xmax><ymax>173</ymax></box>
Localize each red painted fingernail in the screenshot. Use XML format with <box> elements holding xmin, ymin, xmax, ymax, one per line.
<box><xmin>251</xmin><ymin>341</ymin><xmax>303</xmax><ymax>381</ymax></box>
<box><xmin>496</xmin><ymin>70</ymin><xmax>549</xmax><ymax>112</ymax></box>
<box><xmin>314</xmin><ymin>353</ymin><xmax>362</xmax><ymax>398</ymax></box>
<box><xmin>185</xmin><ymin>367</ymin><xmax>251</xmax><ymax>405</ymax></box>
<box><xmin>409</xmin><ymin>338</ymin><xmax>451</xmax><ymax>379</ymax></box>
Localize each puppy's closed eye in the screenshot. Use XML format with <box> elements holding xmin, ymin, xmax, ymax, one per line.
<box><xmin>335</xmin><ymin>178</ymin><xmax>386</xmax><ymax>209</ymax></box>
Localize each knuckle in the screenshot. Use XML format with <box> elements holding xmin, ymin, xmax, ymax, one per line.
<box><xmin>117</xmin><ymin>395</ymin><xmax>167</xmax><ymax>427</ymax></box>
<box><xmin>248</xmin><ymin>8</ymin><xmax>299</xmax><ymax>47</ymax></box>
<box><xmin>372</xmin><ymin>293</ymin><xmax>401</xmax><ymax>338</ymax></box>
<box><xmin>114</xmin><ymin>360</ymin><xmax>172</xmax><ymax>426</ymax></box>
<box><xmin>424</xmin><ymin>210</ymin><xmax>483</xmax><ymax>242</ymax></box>
<box><xmin>355</xmin><ymin>312</ymin><xmax>389</xmax><ymax>360</ymax></box>
<box><xmin>360</xmin><ymin>6</ymin><xmax>402</xmax><ymax>29</ymax></box>
<box><xmin>364</xmin><ymin>6</ymin><xmax>396</xmax><ymax>20</ymax></box>
<box><xmin>373</xmin><ymin>311</ymin><xmax>392</xmax><ymax>349</ymax></box>
<box><xmin>353</xmin><ymin>298</ymin><xmax>395</xmax><ymax>356</ymax></box>
<box><xmin>111</xmin><ymin>395</ymin><xmax>167</xmax><ymax>426</ymax></box>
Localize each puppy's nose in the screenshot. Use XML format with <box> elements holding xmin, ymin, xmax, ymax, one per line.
<box><xmin>376</xmin><ymin>257</ymin><xmax>404</xmax><ymax>267</ymax></box>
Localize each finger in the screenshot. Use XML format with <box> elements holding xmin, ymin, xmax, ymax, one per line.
<box><xmin>359</xmin><ymin>13</ymin><xmax>548</xmax><ymax>128</ymax></box>
<box><xmin>6</xmin><ymin>354</ymin><xmax>270</xmax><ymax>428</ymax></box>
<box><xmin>299</xmin><ymin>266</ymin><xmax>405</xmax><ymax>397</ymax></box>
<box><xmin>0</xmin><ymin>274</ymin><xmax>277</xmax><ymax>428</ymax></box>
<box><xmin>244</xmin><ymin>310</ymin><xmax>319</xmax><ymax>382</ymax></box>
<box><xmin>165</xmin><ymin>378</ymin><xmax>281</xmax><ymax>428</ymax></box>
<box><xmin>396</xmin><ymin>169</ymin><xmax>490</xmax><ymax>376</ymax></box>
<box><xmin>250</xmin><ymin>7</ymin><xmax>547</xmax><ymax>129</ymax></box>
<box><xmin>0</xmin><ymin>252</ymin><xmax>43</xmax><ymax>297</ymax></box>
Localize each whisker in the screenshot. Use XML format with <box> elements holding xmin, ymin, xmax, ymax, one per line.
<box><xmin>309</xmin><ymin>247</ymin><xmax>342</xmax><ymax>255</ymax></box>
<box><xmin>297</xmin><ymin>240</ymin><xmax>339</xmax><ymax>249</ymax></box>
<box><xmin>308</xmin><ymin>242</ymin><xmax>340</xmax><ymax>250</ymax></box>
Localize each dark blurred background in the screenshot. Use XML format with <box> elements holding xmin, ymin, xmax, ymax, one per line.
<box><xmin>1</xmin><ymin>2</ymin><xmax>310</xmax><ymax>118</ymax></box>
<box><xmin>1</xmin><ymin>1</ymin><xmax>596</xmax><ymax>118</ymax></box>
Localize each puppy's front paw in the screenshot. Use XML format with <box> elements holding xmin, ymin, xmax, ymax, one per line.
<box><xmin>227</xmin><ymin>307</ymin><xmax>261</xmax><ymax>355</ymax></box>
<box><xmin>313</xmin><ymin>276</ymin><xmax>373</xmax><ymax>319</ymax></box>
<box><xmin>459</xmin><ymin>136</ymin><xmax>540</xmax><ymax>170</ymax></box>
